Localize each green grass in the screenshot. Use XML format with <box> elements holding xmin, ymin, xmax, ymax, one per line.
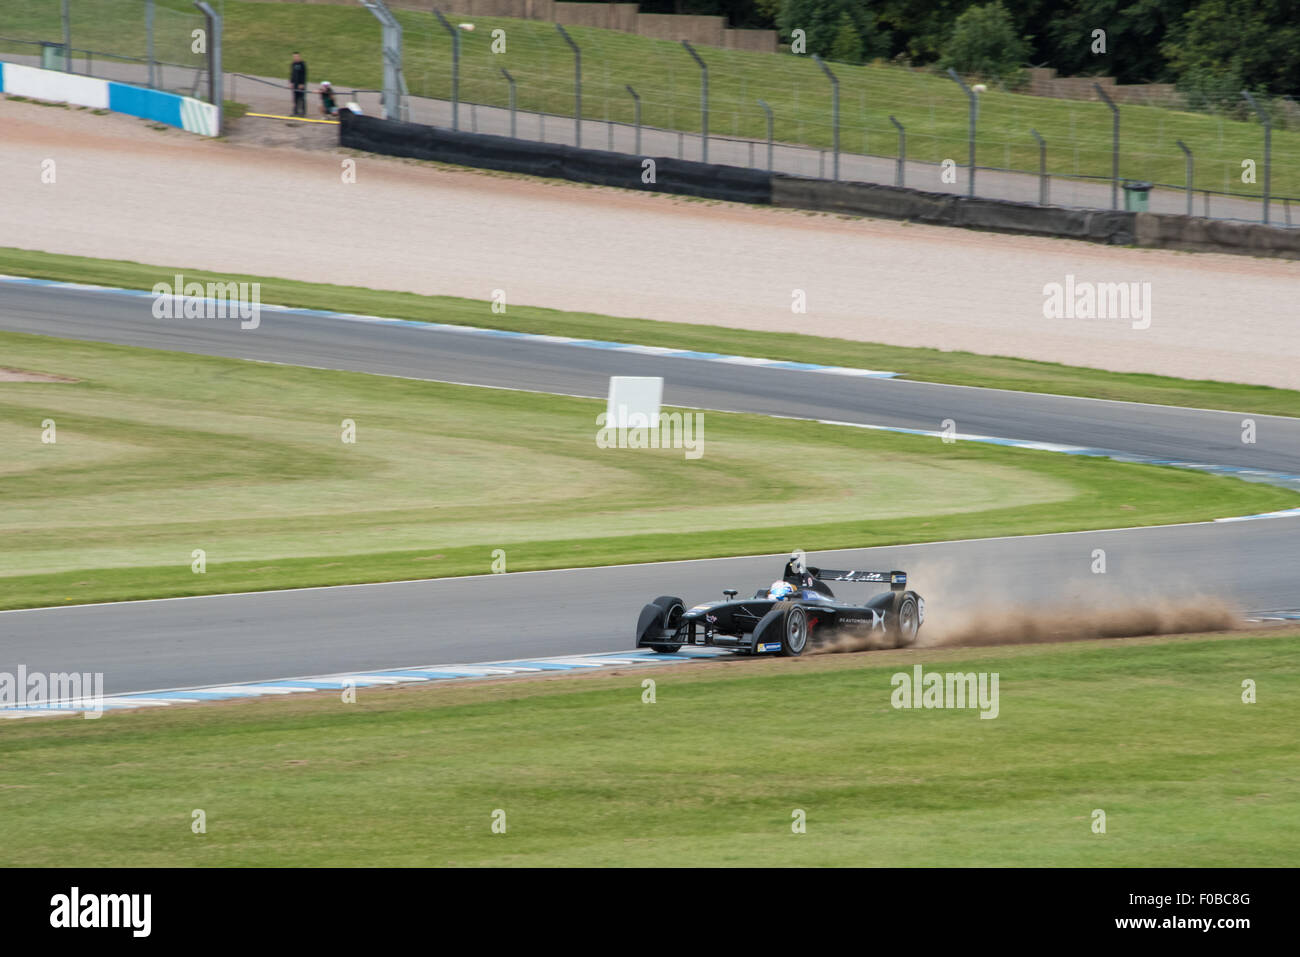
<box><xmin>3</xmin><ymin>631</ymin><xmax>1296</xmax><ymax>866</ymax></box>
<box><xmin>4</xmin><ymin>246</ymin><xmax>1299</xmax><ymax>417</ymax></box>
<box><xmin>2</xmin><ymin>329</ymin><xmax>1298</xmax><ymax>611</ymax></box>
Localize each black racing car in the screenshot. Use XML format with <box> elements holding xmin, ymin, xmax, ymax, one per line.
<box><xmin>635</xmin><ymin>553</ymin><xmax>924</xmax><ymax>657</ymax></box>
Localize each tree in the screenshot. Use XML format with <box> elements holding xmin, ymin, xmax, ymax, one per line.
<box><xmin>777</xmin><ymin>0</ymin><xmax>890</xmax><ymax>61</ymax></box>
<box><xmin>753</xmin><ymin>0</ymin><xmax>783</xmax><ymax>26</ymax></box>
<box><xmin>828</xmin><ymin>11</ymin><xmax>864</xmax><ymax>64</ymax></box>
<box><xmin>939</xmin><ymin>1</ymin><xmax>1030</xmax><ymax>78</ymax></box>
<box><xmin>1030</xmin><ymin>0</ymin><xmax>1190</xmax><ymax>84</ymax></box>
<box><xmin>1162</xmin><ymin>0</ymin><xmax>1300</xmax><ymax>100</ymax></box>
<box><xmin>873</xmin><ymin>0</ymin><xmax>971</xmax><ymax>64</ymax></box>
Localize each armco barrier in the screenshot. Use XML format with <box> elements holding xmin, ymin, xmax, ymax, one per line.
<box><xmin>339</xmin><ymin>112</ymin><xmax>771</xmax><ymax>205</ymax></box>
<box><xmin>1135</xmin><ymin>212</ymin><xmax>1300</xmax><ymax>260</ymax></box>
<box><xmin>0</xmin><ymin>62</ymin><xmax>217</xmax><ymax>136</ymax></box>
<box><xmin>772</xmin><ymin>175</ymin><xmax>1135</xmax><ymax>246</ymax></box>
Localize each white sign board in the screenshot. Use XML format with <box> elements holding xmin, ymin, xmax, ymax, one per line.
<box><xmin>605</xmin><ymin>376</ymin><xmax>663</xmax><ymax>430</ymax></box>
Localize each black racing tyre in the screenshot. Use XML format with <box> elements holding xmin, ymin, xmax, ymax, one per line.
<box><xmin>648</xmin><ymin>596</ymin><xmax>685</xmax><ymax>653</ymax></box>
<box><xmin>891</xmin><ymin>593</ymin><xmax>921</xmax><ymax>647</ymax></box>
<box><xmin>779</xmin><ymin>604</ymin><xmax>809</xmax><ymax>657</ymax></box>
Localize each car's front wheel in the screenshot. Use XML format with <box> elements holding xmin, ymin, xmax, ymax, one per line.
<box><xmin>779</xmin><ymin>604</ymin><xmax>809</xmax><ymax>657</ymax></box>
<box><xmin>647</xmin><ymin>596</ymin><xmax>685</xmax><ymax>653</ymax></box>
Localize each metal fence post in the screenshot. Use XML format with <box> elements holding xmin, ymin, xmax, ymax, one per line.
<box><xmin>61</xmin><ymin>0</ymin><xmax>71</xmax><ymax>73</ymax></box>
<box><xmin>758</xmin><ymin>99</ymin><xmax>773</xmax><ymax>172</ymax></box>
<box><xmin>1241</xmin><ymin>91</ymin><xmax>1272</xmax><ymax>225</ymax></box>
<box><xmin>192</xmin><ymin>2</ymin><xmax>221</xmax><ymax>133</ymax></box>
<box><xmin>625</xmin><ymin>84</ymin><xmax>641</xmax><ymax>155</ymax></box>
<box><xmin>146</xmin><ymin>0</ymin><xmax>155</xmax><ymax>88</ymax></box>
<box><xmin>947</xmin><ymin>68</ymin><xmax>976</xmax><ymax>197</ymax></box>
<box><xmin>501</xmin><ymin>68</ymin><xmax>516</xmax><ymax>138</ymax></box>
<box><xmin>889</xmin><ymin>114</ymin><xmax>904</xmax><ymax>186</ymax></box>
<box><xmin>1030</xmin><ymin>128</ymin><xmax>1047</xmax><ymax>205</ymax></box>
<box><xmin>556</xmin><ymin>24</ymin><xmax>581</xmax><ymax>148</ymax></box>
<box><xmin>1094</xmin><ymin>83</ymin><xmax>1119</xmax><ymax>210</ymax></box>
<box><xmin>1176</xmin><ymin>139</ymin><xmax>1193</xmax><ymax>216</ymax></box>
<box><xmin>363</xmin><ymin>1</ymin><xmax>405</xmax><ymax>123</ymax></box>
<box><xmin>681</xmin><ymin>41</ymin><xmax>708</xmax><ymax>164</ymax></box>
<box><xmin>812</xmin><ymin>55</ymin><xmax>839</xmax><ymax>181</ymax></box>
<box><xmin>432</xmin><ymin>10</ymin><xmax>459</xmax><ymax>130</ymax></box>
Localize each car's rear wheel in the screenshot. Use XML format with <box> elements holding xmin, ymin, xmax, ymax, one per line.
<box><xmin>779</xmin><ymin>604</ymin><xmax>808</xmax><ymax>657</ymax></box>
<box><xmin>648</xmin><ymin>596</ymin><xmax>685</xmax><ymax>653</ymax></box>
<box><xmin>892</xmin><ymin>594</ymin><xmax>920</xmax><ymax>647</ymax></box>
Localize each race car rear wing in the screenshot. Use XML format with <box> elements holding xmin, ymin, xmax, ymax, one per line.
<box><xmin>816</xmin><ymin>568</ymin><xmax>908</xmax><ymax>591</ymax></box>
<box><xmin>783</xmin><ymin>557</ymin><xmax>907</xmax><ymax>592</ymax></box>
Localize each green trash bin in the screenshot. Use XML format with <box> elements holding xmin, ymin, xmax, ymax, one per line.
<box><xmin>1122</xmin><ymin>180</ymin><xmax>1152</xmax><ymax>212</ymax></box>
<box><xmin>40</xmin><ymin>41</ymin><xmax>66</xmax><ymax>71</ymax></box>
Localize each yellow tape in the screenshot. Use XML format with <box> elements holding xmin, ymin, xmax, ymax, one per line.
<box><xmin>246</xmin><ymin>112</ymin><xmax>340</xmax><ymax>125</ymax></box>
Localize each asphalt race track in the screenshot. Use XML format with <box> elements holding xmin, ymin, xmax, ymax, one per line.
<box><xmin>4</xmin><ymin>283</ymin><xmax>1300</xmax><ymax>473</ymax></box>
<box><xmin>2</xmin><ymin>284</ymin><xmax>1297</xmax><ymax>694</ymax></box>
<box><xmin>1</xmin><ymin>521</ymin><xmax>1297</xmax><ymax>694</ymax></box>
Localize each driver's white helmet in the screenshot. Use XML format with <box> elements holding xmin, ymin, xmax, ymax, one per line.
<box><xmin>768</xmin><ymin>580</ymin><xmax>796</xmax><ymax>601</ymax></box>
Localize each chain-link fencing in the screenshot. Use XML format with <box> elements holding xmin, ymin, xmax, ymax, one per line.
<box><xmin>0</xmin><ymin>0</ymin><xmax>214</xmax><ymax>98</ymax></box>
<box><xmin>383</xmin><ymin>10</ymin><xmax>1300</xmax><ymax>226</ymax></box>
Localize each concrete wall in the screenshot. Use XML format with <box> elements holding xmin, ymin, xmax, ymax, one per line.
<box><xmin>772</xmin><ymin>175</ymin><xmax>1135</xmax><ymax>245</ymax></box>
<box><xmin>0</xmin><ymin>61</ymin><xmax>109</xmax><ymax>108</ymax></box>
<box><xmin>240</xmin><ymin>0</ymin><xmax>777</xmax><ymax>52</ymax></box>
<box><xmin>772</xmin><ymin>175</ymin><xmax>1300</xmax><ymax>259</ymax></box>
<box><xmin>724</xmin><ymin>29</ymin><xmax>779</xmax><ymax>52</ymax></box>
<box><xmin>634</xmin><ymin>14</ymin><xmax>724</xmax><ymax>46</ymax></box>
<box><xmin>0</xmin><ymin>62</ymin><xmax>219</xmax><ymax>135</ymax></box>
<box><xmin>554</xmin><ymin>2</ymin><xmax>638</xmax><ymax>32</ymax></box>
<box><xmin>1135</xmin><ymin>212</ymin><xmax>1300</xmax><ymax>259</ymax></box>
<box><xmin>456</xmin><ymin>0</ymin><xmax>555</xmax><ymax>20</ymax></box>
<box><xmin>1025</xmin><ymin>67</ymin><xmax>1180</xmax><ymax>107</ymax></box>
<box><xmin>450</xmin><ymin>2</ymin><xmax>777</xmax><ymax>50</ymax></box>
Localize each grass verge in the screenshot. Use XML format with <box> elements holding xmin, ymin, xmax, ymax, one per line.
<box><xmin>2</xmin><ymin>630</ymin><xmax>1295</xmax><ymax>866</ymax></box>
<box><xmin>2</xmin><ymin>329</ymin><xmax>1298</xmax><ymax>611</ymax></box>
<box><xmin>3</xmin><ymin>246</ymin><xmax>1298</xmax><ymax>416</ymax></box>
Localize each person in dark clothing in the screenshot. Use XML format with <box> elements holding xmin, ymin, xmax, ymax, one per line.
<box><xmin>290</xmin><ymin>52</ymin><xmax>307</xmax><ymax>116</ymax></box>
